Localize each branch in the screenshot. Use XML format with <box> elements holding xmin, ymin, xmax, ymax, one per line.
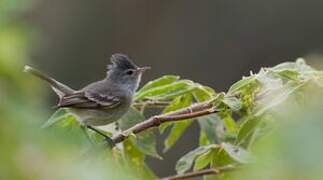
<box><xmin>111</xmin><ymin>100</ymin><xmax>216</xmax><ymax>144</ymax></box>
<box><xmin>161</xmin><ymin>165</ymin><xmax>237</xmax><ymax>180</ymax></box>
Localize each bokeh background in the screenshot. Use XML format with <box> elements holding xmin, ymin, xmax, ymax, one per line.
<box><xmin>1</xmin><ymin>0</ymin><xmax>323</xmax><ymax>178</ymax></box>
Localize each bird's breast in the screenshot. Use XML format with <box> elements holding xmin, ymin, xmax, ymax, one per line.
<box><xmin>67</xmin><ymin>101</ymin><xmax>131</xmax><ymax>126</ymax></box>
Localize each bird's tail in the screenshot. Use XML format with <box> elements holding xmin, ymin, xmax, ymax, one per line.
<box><xmin>24</xmin><ymin>65</ymin><xmax>75</xmax><ymax>97</ymax></box>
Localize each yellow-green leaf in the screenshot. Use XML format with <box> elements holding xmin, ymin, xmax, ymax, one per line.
<box><xmin>228</xmin><ymin>76</ymin><xmax>257</xmax><ymax>94</ymax></box>
<box><xmin>176</xmin><ymin>145</ymin><xmax>216</xmax><ymax>174</ymax></box>
<box><xmin>164</xmin><ymin>120</ymin><xmax>192</xmax><ymax>152</ymax></box>
<box><xmin>119</xmin><ymin>108</ymin><xmax>160</xmax><ymax>159</ymax></box>
<box><xmin>193</xmin><ymin>149</ymin><xmax>214</xmax><ymax>170</ymax></box>
<box><xmin>136</xmin><ymin>75</ymin><xmax>179</xmax><ymax>94</ymax></box>
<box><xmin>223</xmin><ymin>96</ymin><xmax>242</xmax><ymax>112</ymax></box>
<box><xmin>135</xmin><ymin>80</ymin><xmax>195</xmax><ymax>100</ymax></box>
<box><xmin>160</xmin><ymin>94</ymin><xmax>193</xmax><ymax>133</ymax></box>
<box><xmin>42</xmin><ymin>109</ymin><xmax>72</xmax><ymax>128</ymax></box>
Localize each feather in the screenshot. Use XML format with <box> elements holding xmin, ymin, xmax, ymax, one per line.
<box><xmin>108</xmin><ymin>53</ymin><xmax>138</xmax><ymax>71</ymax></box>
<box><xmin>57</xmin><ymin>91</ymin><xmax>121</xmax><ymax>109</ymax></box>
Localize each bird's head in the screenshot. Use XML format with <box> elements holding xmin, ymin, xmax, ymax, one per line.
<box><xmin>107</xmin><ymin>53</ymin><xmax>150</xmax><ymax>92</ymax></box>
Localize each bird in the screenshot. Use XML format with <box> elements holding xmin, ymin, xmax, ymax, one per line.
<box><xmin>24</xmin><ymin>53</ymin><xmax>150</xmax><ymax>146</ymax></box>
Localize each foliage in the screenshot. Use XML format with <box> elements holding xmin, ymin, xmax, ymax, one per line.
<box><xmin>0</xmin><ymin>2</ymin><xmax>136</xmax><ymax>179</ymax></box>
<box><xmin>2</xmin><ymin>3</ymin><xmax>323</xmax><ymax>179</ymax></box>
<box><xmin>39</xmin><ymin>58</ymin><xmax>323</xmax><ymax>179</ymax></box>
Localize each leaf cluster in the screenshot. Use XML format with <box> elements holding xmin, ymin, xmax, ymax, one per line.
<box><xmin>42</xmin><ymin>59</ymin><xmax>323</xmax><ymax>179</ymax></box>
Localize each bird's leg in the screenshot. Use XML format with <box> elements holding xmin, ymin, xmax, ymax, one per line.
<box><xmin>87</xmin><ymin>126</ymin><xmax>108</xmax><ymax>138</ymax></box>
<box><xmin>87</xmin><ymin>126</ymin><xmax>115</xmax><ymax>148</ymax></box>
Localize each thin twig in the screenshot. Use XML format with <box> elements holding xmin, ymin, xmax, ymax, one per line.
<box><xmin>157</xmin><ymin>109</ymin><xmax>215</xmax><ymax>121</ymax></box>
<box><xmin>161</xmin><ymin>165</ymin><xmax>237</xmax><ymax>180</ymax></box>
<box><xmin>111</xmin><ymin>100</ymin><xmax>216</xmax><ymax>144</ymax></box>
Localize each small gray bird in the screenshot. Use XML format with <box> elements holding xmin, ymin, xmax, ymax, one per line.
<box><xmin>24</xmin><ymin>53</ymin><xmax>150</xmax><ymax>145</ymax></box>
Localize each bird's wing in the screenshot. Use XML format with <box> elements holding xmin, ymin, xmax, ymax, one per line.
<box><xmin>57</xmin><ymin>91</ymin><xmax>121</xmax><ymax>109</ymax></box>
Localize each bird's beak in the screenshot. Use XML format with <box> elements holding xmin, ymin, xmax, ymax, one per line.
<box><xmin>137</xmin><ymin>66</ymin><xmax>151</xmax><ymax>73</ymax></box>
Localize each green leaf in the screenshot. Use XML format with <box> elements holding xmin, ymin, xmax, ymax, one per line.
<box><xmin>160</xmin><ymin>94</ymin><xmax>193</xmax><ymax>133</ymax></box>
<box><xmin>135</xmin><ymin>80</ymin><xmax>196</xmax><ymax>100</ymax></box>
<box><xmin>211</xmin><ymin>143</ymin><xmax>251</xmax><ymax>167</ymax></box>
<box><xmin>176</xmin><ymin>145</ymin><xmax>216</xmax><ymax>174</ymax></box>
<box><xmin>236</xmin><ymin>116</ymin><xmax>260</xmax><ymax>147</ymax></box>
<box><xmin>271</xmin><ymin>61</ymin><xmax>299</xmax><ymax>71</ymax></box>
<box><xmin>256</xmin><ymin>69</ymin><xmax>283</xmax><ymax>91</ymax></box>
<box><xmin>221</xmin><ymin>143</ymin><xmax>251</xmax><ymax>164</ymax></box>
<box><xmin>198</xmin><ymin>114</ymin><xmax>222</xmax><ymax>144</ymax></box>
<box><xmin>136</xmin><ymin>75</ymin><xmax>179</xmax><ymax>94</ymax></box>
<box><xmin>199</xmin><ymin>130</ymin><xmax>209</xmax><ymax>146</ymax></box>
<box><xmin>163</xmin><ymin>94</ymin><xmax>193</xmax><ymax>113</ymax></box>
<box><xmin>271</xmin><ymin>58</ymin><xmax>314</xmax><ymax>73</ymax></box>
<box><xmin>123</xmin><ymin>139</ymin><xmax>157</xmax><ymax>179</ymax></box>
<box><xmin>130</xmin><ymin>133</ymin><xmax>162</xmax><ymax>159</ymax></box>
<box><xmin>313</xmin><ymin>72</ymin><xmax>323</xmax><ymax>87</ymax></box>
<box><xmin>118</xmin><ymin>107</ymin><xmax>146</xmax><ymax>130</ymax></box>
<box><xmin>154</xmin><ymin>85</ymin><xmax>196</xmax><ymax>100</ymax></box>
<box><xmin>162</xmin><ymin>94</ymin><xmax>193</xmax><ymax>151</ymax></box>
<box><xmin>164</xmin><ymin>120</ymin><xmax>192</xmax><ymax>152</ymax></box>
<box><xmin>159</xmin><ymin>123</ymin><xmax>171</xmax><ymax>135</ymax></box>
<box><xmin>86</xmin><ymin>128</ymin><xmax>112</xmax><ymax>143</ymax></box>
<box><xmin>254</xmin><ymin>82</ymin><xmax>305</xmax><ymax>116</ymax></box>
<box><xmin>193</xmin><ymin>149</ymin><xmax>214</xmax><ymax>170</ymax></box>
<box><xmin>192</xmin><ymin>85</ymin><xmax>215</xmax><ymax>102</ymax></box>
<box><xmin>42</xmin><ymin>109</ymin><xmax>72</xmax><ymax>128</ymax></box>
<box><xmin>276</xmin><ymin>69</ymin><xmax>300</xmax><ymax>80</ymax></box>
<box><xmin>228</xmin><ymin>76</ymin><xmax>257</xmax><ymax>94</ymax></box>
<box><xmin>223</xmin><ymin>96</ymin><xmax>242</xmax><ymax>112</ymax></box>
<box><xmin>56</xmin><ymin>114</ymin><xmax>78</xmax><ymax>128</ymax></box>
<box><xmin>219</xmin><ymin>112</ymin><xmax>238</xmax><ymax>134</ymax></box>
<box><xmin>123</xmin><ymin>139</ymin><xmax>144</xmax><ymax>166</ymax></box>
<box><xmin>119</xmin><ymin>108</ymin><xmax>160</xmax><ymax>159</ymax></box>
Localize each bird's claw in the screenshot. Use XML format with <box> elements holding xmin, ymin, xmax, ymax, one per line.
<box><xmin>105</xmin><ymin>137</ymin><xmax>115</xmax><ymax>148</ymax></box>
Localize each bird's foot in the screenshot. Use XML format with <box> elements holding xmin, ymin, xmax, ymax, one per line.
<box><xmin>105</xmin><ymin>136</ymin><xmax>115</xmax><ymax>148</ymax></box>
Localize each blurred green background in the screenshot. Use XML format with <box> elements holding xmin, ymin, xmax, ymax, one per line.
<box><xmin>0</xmin><ymin>0</ymin><xmax>136</xmax><ymax>179</ymax></box>
<box><xmin>1</xmin><ymin>0</ymin><xmax>323</xmax><ymax>179</ymax></box>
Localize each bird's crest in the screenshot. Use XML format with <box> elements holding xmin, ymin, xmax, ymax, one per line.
<box><xmin>108</xmin><ymin>53</ymin><xmax>138</xmax><ymax>71</ymax></box>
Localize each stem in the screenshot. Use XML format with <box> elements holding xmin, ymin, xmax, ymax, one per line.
<box><xmin>111</xmin><ymin>100</ymin><xmax>216</xmax><ymax>145</ymax></box>
<box><xmin>161</xmin><ymin>165</ymin><xmax>236</xmax><ymax>180</ymax></box>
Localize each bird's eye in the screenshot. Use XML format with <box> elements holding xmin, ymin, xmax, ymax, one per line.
<box><xmin>126</xmin><ymin>69</ymin><xmax>135</xmax><ymax>75</ymax></box>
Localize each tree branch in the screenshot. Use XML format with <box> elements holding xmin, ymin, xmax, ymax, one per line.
<box><xmin>111</xmin><ymin>100</ymin><xmax>216</xmax><ymax>144</ymax></box>
<box><xmin>161</xmin><ymin>165</ymin><xmax>237</xmax><ymax>180</ymax></box>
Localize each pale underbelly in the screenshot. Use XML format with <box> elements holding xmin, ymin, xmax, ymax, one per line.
<box><xmin>67</xmin><ymin>107</ymin><xmax>128</xmax><ymax>126</ymax></box>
